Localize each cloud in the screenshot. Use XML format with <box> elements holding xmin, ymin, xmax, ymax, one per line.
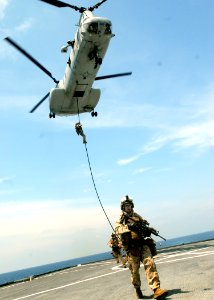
<box><xmin>117</xmin><ymin>153</ymin><xmax>142</xmax><ymax>166</ymax></box>
<box><xmin>133</xmin><ymin>167</ymin><xmax>151</xmax><ymax>175</ymax></box>
<box><xmin>1</xmin><ymin>195</ymin><xmax>213</xmax><ymax>273</ymax></box>
<box><xmin>115</xmin><ymin>82</ymin><xmax>214</xmax><ymax>165</ymax></box>
<box><xmin>0</xmin><ymin>176</ymin><xmax>14</xmax><ymax>184</ymax></box>
<box><xmin>117</xmin><ymin>120</ymin><xmax>214</xmax><ymax>165</ymax></box>
<box><xmin>145</xmin><ymin>120</ymin><xmax>214</xmax><ymax>155</ymax></box>
<box><xmin>0</xmin><ymin>199</ymin><xmax>118</xmax><ymax>272</ymax></box>
<box><xmin>117</xmin><ymin>135</ymin><xmax>168</xmax><ymax>166</ymax></box>
<box><xmin>171</xmin><ymin>121</ymin><xmax>214</xmax><ymax>150</ymax></box>
<box><xmin>0</xmin><ymin>17</ymin><xmax>34</xmax><ymax>59</ymax></box>
<box><xmin>47</xmin><ymin>80</ymin><xmax>214</xmax><ymax>134</ymax></box>
<box><xmin>0</xmin><ymin>199</ymin><xmax>115</xmax><ymax>238</ymax></box>
<box><xmin>0</xmin><ymin>0</ymin><xmax>10</xmax><ymax>20</ymax></box>
<box><xmin>147</xmin><ymin>121</ymin><xmax>214</xmax><ymax>155</ymax></box>
<box><xmin>15</xmin><ymin>18</ymin><xmax>34</xmax><ymax>33</ymax></box>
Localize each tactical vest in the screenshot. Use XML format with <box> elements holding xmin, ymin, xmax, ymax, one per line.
<box><xmin>119</xmin><ymin>213</ymin><xmax>157</xmax><ymax>256</ymax></box>
<box><xmin>119</xmin><ymin>213</ymin><xmax>143</xmax><ymax>250</ymax></box>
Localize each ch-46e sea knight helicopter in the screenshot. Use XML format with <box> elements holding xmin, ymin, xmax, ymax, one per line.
<box><xmin>5</xmin><ymin>0</ymin><xmax>132</xmax><ymax>118</ymax></box>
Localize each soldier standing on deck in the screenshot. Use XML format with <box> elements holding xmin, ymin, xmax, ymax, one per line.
<box><xmin>115</xmin><ymin>196</ymin><xmax>168</xmax><ymax>300</ymax></box>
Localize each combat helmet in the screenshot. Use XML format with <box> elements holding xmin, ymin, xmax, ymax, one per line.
<box><xmin>121</xmin><ymin>195</ymin><xmax>134</xmax><ymax>210</ymax></box>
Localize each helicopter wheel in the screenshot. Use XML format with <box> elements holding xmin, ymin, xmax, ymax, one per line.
<box><xmin>91</xmin><ymin>111</ymin><xmax>98</xmax><ymax>117</ymax></box>
<box><xmin>49</xmin><ymin>112</ymin><xmax>55</xmax><ymax>118</ymax></box>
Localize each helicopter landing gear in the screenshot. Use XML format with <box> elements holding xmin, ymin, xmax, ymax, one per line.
<box><xmin>91</xmin><ymin>111</ymin><xmax>98</xmax><ymax>117</ymax></box>
<box><xmin>49</xmin><ymin>112</ymin><xmax>55</xmax><ymax>118</ymax></box>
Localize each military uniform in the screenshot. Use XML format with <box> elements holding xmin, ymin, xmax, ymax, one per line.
<box><xmin>75</xmin><ymin>122</ymin><xmax>87</xmax><ymax>144</ymax></box>
<box><xmin>108</xmin><ymin>234</ymin><xmax>127</xmax><ymax>267</ymax></box>
<box><xmin>115</xmin><ymin>196</ymin><xmax>168</xmax><ymax>299</ymax></box>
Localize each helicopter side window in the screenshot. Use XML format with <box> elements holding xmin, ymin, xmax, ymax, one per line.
<box><xmin>88</xmin><ymin>22</ymin><xmax>98</xmax><ymax>34</ymax></box>
<box><xmin>105</xmin><ymin>24</ymin><xmax>112</xmax><ymax>34</ymax></box>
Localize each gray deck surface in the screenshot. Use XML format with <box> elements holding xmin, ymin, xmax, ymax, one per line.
<box><xmin>0</xmin><ymin>240</ymin><xmax>213</xmax><ymax>299</ymax></box>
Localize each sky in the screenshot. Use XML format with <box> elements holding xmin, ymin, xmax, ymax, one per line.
<box><xmin>0</xmin><ymin>0</ymin><xmax>213</xmax><ymax>274</ymax></box>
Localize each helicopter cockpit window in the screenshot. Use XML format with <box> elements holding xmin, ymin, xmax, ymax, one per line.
<box><xmin>105</xmin><ymin>23</ymin><xmax>112</xmax><ymax>34</ymax></box>
<box><xmin>88</xmin><ymin>22</ymin><xmax>98</xmax><ymax>34</ymax></box>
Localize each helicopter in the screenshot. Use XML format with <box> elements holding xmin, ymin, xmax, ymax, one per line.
<box><xmin>4</xmin><ymin>0</ymin><xmax>132</xmax><ymax>118</ymax></box>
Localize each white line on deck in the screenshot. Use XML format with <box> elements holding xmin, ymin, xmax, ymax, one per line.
<box><xmin>12</xmin><ymin>269</ymin><xmax>125</xmax><ymax>300</ymax></box>
<box><xmin>12</xmin><ymin>247</ymin><xmax>214</xmax><ymax>300</ymax></box>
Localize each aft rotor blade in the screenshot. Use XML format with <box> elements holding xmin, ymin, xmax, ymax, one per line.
<box><xmin>29</xmin><ymin>92</ymin><xmax>50</xmax><ymax>113</ymax></box>
<box><xmin>95</xmin><ymin>72</ymin><xmax>132</xmax><ymax>81</ymax></box>
<box><xmin>4</xmin><ymin>37</ymin><xmax>58</xmax><ymax>84</ymax></box>
<box><xmin>39</xmin><ymin>0</ymin><xmax>84</xmax><ymax>11</ymax></box>
<box><xmin>89</xmin><ymin>0</ymin><xmax>108</xmax><ymax>11</ymax></box>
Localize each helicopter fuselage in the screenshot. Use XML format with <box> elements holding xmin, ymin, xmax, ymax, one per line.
<box><xmin>49</xmin><ymin>10</ymin><xmax>113</xmax><ymax>117</ymax></box>
<box><xmin>4</xmin><ymin>1</ymin><xmax>132</xmax><ymax>116</ymax></box>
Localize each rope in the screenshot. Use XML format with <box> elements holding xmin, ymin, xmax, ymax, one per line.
<box><xmin>84</xmin><ymin>142</ymin><xmax>115</xmax><ymax>232</ymax></box>
<box><xmin>75</xmin><ymin>99</ymin><xmax>115</xmax><ymax>232</ymax></box>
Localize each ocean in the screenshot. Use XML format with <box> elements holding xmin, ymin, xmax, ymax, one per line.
<box><xmin>0</xmin><ymin>230</ymin><xmax>213</xmax><ymax>286</ymax></box>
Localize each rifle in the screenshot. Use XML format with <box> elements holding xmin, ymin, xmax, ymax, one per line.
<box><xmin>126</xmin><ymin>216</ymin><xmax>166</xmax><ymax>241</ymax></box>
<box><xmin>141</xmin><ymin>221</ymin><xmax>166</xmax><ymax>241</ymax></box>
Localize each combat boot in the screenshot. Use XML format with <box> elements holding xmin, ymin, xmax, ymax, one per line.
<box><xmin>153</xmin><ymin>287</ymin><xmax>168</xmax><ymax>299</ymax></box>
<box><xmin>135</xmin><ymin>287</ymin><xmax>143</xmax><ymax>299</ymax></box>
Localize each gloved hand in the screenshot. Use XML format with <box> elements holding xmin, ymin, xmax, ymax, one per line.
<box><xmin>127</xmin><ymin>222</ymin><xmax>141</xmax><ymax>232</ymax></box>
<box><xmin>143</xmin><ymin>227</ymin><xmax>152</xmax><ymax>237</ymax></box>
<box><xmin>127</xmin><ymin>222</ymin><xmax>135</xmax><ymax>230</ymax></box>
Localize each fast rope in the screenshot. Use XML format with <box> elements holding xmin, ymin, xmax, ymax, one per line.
<box><xmin>84</xmin><ymin>144</ymin><xmax>115</xmax><ymax>232</ymax></box>
<box><xmin>75</xmin><ymin>100</ymin><xmax>115</xmax><ymax>232</ymax></box>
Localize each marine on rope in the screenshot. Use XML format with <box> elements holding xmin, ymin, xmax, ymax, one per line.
<box><xmin>75</xmin><ymin>122</ymin><xmax>87</xmax><ymax>144</ymax></box>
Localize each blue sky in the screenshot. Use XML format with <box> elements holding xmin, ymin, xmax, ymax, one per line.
<box><xmin>0</xmin><ymin>0</ymin><xmax>213</xmax><ymax>273</ymax></box>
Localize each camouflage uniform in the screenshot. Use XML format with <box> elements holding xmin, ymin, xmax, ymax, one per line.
<box><xmin>108</xmin><ymin>234</ymin><xmax>127</xmax><ymax>267</ymax></box>
<box><xmin>115</xmin><ymin>212</ymin><xmax>160</xmax><ymax>291</ymax></box>
<box><xmin>75</xmin><ymin>122</ymin><xmax>87</xmax><ymax>144</ymax></box>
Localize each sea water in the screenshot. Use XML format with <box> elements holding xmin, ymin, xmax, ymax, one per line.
<box><xmin>0</xmin><ymin>230</ymin><xmax>213</xmax><ymax>286</ymax></box>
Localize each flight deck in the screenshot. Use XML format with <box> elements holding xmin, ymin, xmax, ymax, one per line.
<box><xmin>0</xmin><ymin>240</ymin><xmax>213</xmax><ymax>299</ymax></box>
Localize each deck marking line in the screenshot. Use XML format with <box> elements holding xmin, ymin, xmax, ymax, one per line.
<box><xmin>12</xmin><ymin>269</ymin><xmax>124</xmax><ymax>300</ymax></box>
<box><xmin>156</xmin><ymin>252</ymin><xmax>214</xmax><ymax>264</ymax></box>
<box><xmin>11</xmin><ymin>247</ymin><xmax>214</xmax><ymax>299</ymax></box>
<box><xmin>155</xmin><ymin>250</ymin><xmax>214</xmax><ymax>262</ymax></box>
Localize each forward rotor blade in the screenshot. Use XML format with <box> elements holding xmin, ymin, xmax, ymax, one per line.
<box><xmin>95</xmin><ymin>72</ymin><xmax>132</xmax><ymax>81</ymax></box>
<box><xmin>39</xmin><ymin>0</ymin><xmax>84</xmax><ymax>11</ymax></box>
<box><xmin>29</xmin><ymin>92</ymin><xmax>50</xmax><ymax>113</ymax></box>
<box><xmin>89</xmin><ymin>0</ymin><xmax>108</xmax><ymax>11</ymax></box>
<box><xmin>4</xmin><ymin>37</ymin><xmax>58</xmax><ymax>84</ymax></box>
